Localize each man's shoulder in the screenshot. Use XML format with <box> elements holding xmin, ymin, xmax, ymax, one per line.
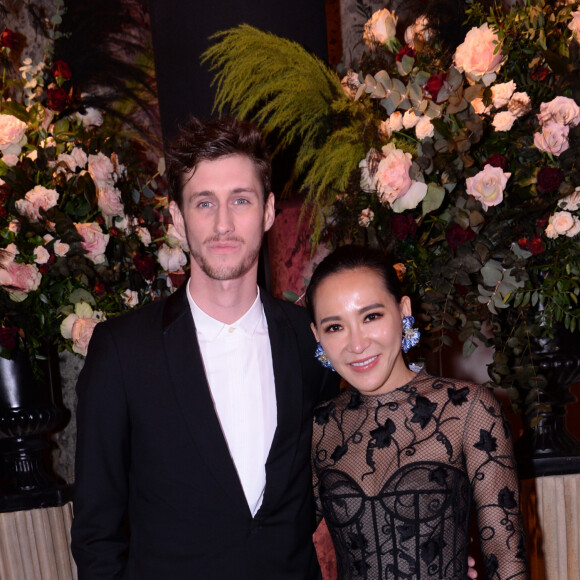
<box><xmin>261</xmin><ymin>290</ymin><xmax>310</xmax><ymax>325</ymax></box>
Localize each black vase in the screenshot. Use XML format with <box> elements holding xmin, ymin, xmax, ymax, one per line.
<box><xmin>0</xmin><ymin>348</ymin><xmax>71</xmax><ymax>512</ymax></box>
<box><xmin>514</xmin><ymin>329</ymin><xmax>580</xmax><ymax>479</ymax></box>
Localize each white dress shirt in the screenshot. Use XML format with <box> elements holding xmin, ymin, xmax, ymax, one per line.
<box><xmin>186</xmin><ymin>287</ymin><xmax>277</xmax><ymax>516</ymax></box>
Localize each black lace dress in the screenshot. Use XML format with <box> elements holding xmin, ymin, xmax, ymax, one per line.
<box><xmin>312</xmin><ymin>370</ymin><xmax>528</xmax><ymax>580</ymax></box>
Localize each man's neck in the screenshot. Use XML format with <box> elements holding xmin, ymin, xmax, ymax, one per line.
<box><xmin>187</xmin><ymin>266</ymin><xmax>260</xmax><ymax>324</ymax></box>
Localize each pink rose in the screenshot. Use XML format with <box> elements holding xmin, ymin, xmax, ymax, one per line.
<box><xmin>358</xmin><ymin>208</ymin><xmax>375</xmax><ymax>227</ymax></box>
<box><xmin>534</xmin><ymin>122</ymin><xmax>570</xmax><ymax>156</ymax></box>
<box><xmin>157</xmin><ymin>243</ymin><xmax>188</xmax><ymax>272</ymax></box>
<box><xmin>454</xmin><ymin>23</ymin><xmax>504</xmax><ymax>85</ymax></box>
<box><xmin>97</xmin><ymin>185</ymin><xmax>125</xmax><ymax>217</ymax></box>
<box><xmin>390</xmin><ymin>180</ymin><xmax>428</xmax><ymax>213</ymax></box>
<box><xmin>466</xmin><ymin>165</ymin><xmax>511</xmax><ymax>211</ymax></box>
<box><xmin>60</xmin><ymin>303</ymin><xmax>103</xmax><ymax>356</ymax></box>
<box><xmin>33</xmin><ymin>246</ymin><xmax>51</xmax><ymax>264</ymax></box>
<box><xmin>550</xmin><ymin>211</ymin><xmax>577</xmax><ymax>236</ymax></box>
<box><xmin>363</xmin><ymin>9</ymin><xmax>398</xmax><ymax>47</ymax></box>
<box><xmin>389</xmin><ymin>111</ymin><xmax>404</xmax><ymax>131</ymax></box>
<box><xmin>537</xmin><ymin>96</ymin><xmax>580</xmax><ymax>127</ymax></box>
<box><xmin>568</xmin><ymin>10</ymin><xmax>580</xmax><ymax>43</ymax></box>
<box><xmin>0</xmin><ymin>114</ymin><xmax>27</xmax><ymax>151</ymax></box>
<box><xmin>15</xmin><ymin>185</ymin><xmax>59</xmax><ymax>221</ymax></box>
<box><xmin>492</xmin><ymin>111</ymin><xmax>517</xmax><ymax>132</ymax></box>
<box><xmin>0</xmin><ymin>261</ymin><xmax>42</xmax><ymax>293</ymax></box>
<box><xmin>374</xmin><ymin>144</ymin><xmax>413</xmax><ymax>204</ymax></box>
<box><xmin>470</xmin><ymin>97</ymin><xmax>492</xmax><ymax>116</ymax></box>
<box><xmin>54</xmin><ymin>240</ymin><xmax>70</xmax><ymax>257</ymax></box>
<box><xmin>88</xmin><ymin>152</ymin><xmax>115</xmax><ymax>188</ymax></box>
<box><xmin>123</xmin><ymin>289</ymin><xmax>139</xmax><ymax>308</ymax></box>
<box><xmin>75</xmin><ymin>222</ymin><xmax>110</xmax><ymax>264</ymax></box>
<box><xmin>490</xmin><ymin>80</ymin><xmax>516</xmax><ymax>108</ymax></box>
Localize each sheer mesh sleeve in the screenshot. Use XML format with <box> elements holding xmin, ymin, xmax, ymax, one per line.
<box><xmin>463</xmin><ymin>385</ymin><xmax>528</xmax><ymax>579</ymax></box>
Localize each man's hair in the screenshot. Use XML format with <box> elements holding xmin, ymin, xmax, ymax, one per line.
<box><xmin>165</xmin><ymin>116</ymin><xmax>272</xmax><ymax>208</ymax></box>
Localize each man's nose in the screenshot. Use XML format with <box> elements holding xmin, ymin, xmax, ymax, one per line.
<box><xmin>215</xmin><ymin>204</ymin><xmax>233</xmax><ymax>234</ymax></box>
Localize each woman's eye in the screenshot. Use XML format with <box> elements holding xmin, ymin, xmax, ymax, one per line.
<box><xmin>365</xmin><ymin>312</ymin><xmax>383</xmax><ymax>322</ymax></box>
<box><xmin>324</xmin><ymin>324</ymin><xmax>342</xmax><ymax>333</ymax></box>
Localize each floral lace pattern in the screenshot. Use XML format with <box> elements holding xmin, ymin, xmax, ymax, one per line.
<box><xmin>312</xmin><ymin>371</ymin><xmax>528</xmax><ymax>580</ymax></box>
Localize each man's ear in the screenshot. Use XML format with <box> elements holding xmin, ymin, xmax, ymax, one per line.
<box><xmin>310</xmin><ymin>322</ymin><xmax>320</xmax><ymax>343</ymax></box>
<box><xmin>169</xmin><ymin>201</ymin><xmax>186</xmax><ymax>238</ymax></box>
<box><xmin>263</xmin><ymin>192</ymin><xmax>275</xmax><ymax>232</ymax></box>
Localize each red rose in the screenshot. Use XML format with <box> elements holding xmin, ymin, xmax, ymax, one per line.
<box><xmin>517</xmin><ymin>238</ymin><xmax>528</xmax><ymax>250</ymax></box>
<box><xmin>0</xmin><ymin>206</ymin><xmax>7</xmax><ymax>219</ymax></box>
<box><xmin>396</xmin><ymin>44</ymin><xmax>416</xmax><ymax>63</ymax></box>
<box><xmin>391</xmin><ymin>214</ymin><xmax>418</xmax><ymax>240</ymax></box>
<box><xmin>536</xmin><ymin>166</ymin><xmax>564</xmax><ymax>193</ymax></box>
<box><xmin>0</xmin><ymin>327</ymin><xmax>19</xmax><ymax>351</ymax></box>
<box><xmin>531</xmin><ymin>66</ymin><xmax>549</xmax><ymax>82</ymax></box>
<box><xmin>133</xmin><ymin>253</ymin><xmax>157</xmax><ymax>280</ymax></box>
<box><xmin>445</xmin><ymin>223</ymin><xmax>476</xmax><ymax>251</ymax></box>
<box><xmin>423</xmin><ymin>73</ymin><xmax>447</xmax><ymax>103</ymax></box>
<box><xmin>94</xmin><ymin>280</ymin><xmax>106</xmax><ymax>295</ymax></box>
<box><xmin>527</xmin><ymin>236</ymin><xmax>545</xmax><ymax>255</ymax></box>
<box><xmin>109</xmin><ymin>228</ymin><xmax>120</xmax><ymax>237</ymax></box>
<box><xmin>51</xmin><ymin>60</ymin><xmax>72</xmax><ymax>81</ymax></box>
<box><xmin>536</xmin><ymin>217</ymin><xmax>548</xmax><ymax>228</ymax></box>
<box><xmin>46</xmin><ymin>87</ymin><xmax>69</xmax><ymax>112</ymax></box>
<box><xmin>483</xmin><ymin>153</ymin><xmax>508</xmax><ymax>171</ymax></box>
<box><xmin>1</xmin><ymin>28</ymin><xmax>18</xmax><ymax>49</ymax></box>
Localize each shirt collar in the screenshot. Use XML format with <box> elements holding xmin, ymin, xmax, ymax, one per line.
<box><xmin>186</xmin><ymin>283</ymin><xmax>264</xmax><ymax>340</ymax></box>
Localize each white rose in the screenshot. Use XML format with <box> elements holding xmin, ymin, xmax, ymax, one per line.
<box><xmin>33</xmin><ymin>246</ymin><xmax>51</xmax><ymax>264</ymax></box>
<box><xmin>508</xmin><ymin>92</ymin><xmax>531</xmax><ymax>118</ymax></box>
<box><xmin>534</xmin><ymin>122</ymin><xmax>570</xmax><ymax>156</ymax></box>
<box><xmin>166</xmin><ymin>224</ymin><xmax>189</xmax><ymax>252</ymax></box>
<box><xmin>75</xmin><ymin>107</ymin><xmax>104</xmax><ymax>128</ymax></box>
<box><xmin>363</xmin><ymin>8</ymin><xmax>398</xmax><ymax>47</ymax></box>
<box><xmin>391</xmin><ymin>180</ymin><xmax>428</xmax><ymax>212</ymax></box>
<box><xmin>15</xmin><ymin>185</ymin><xmax>60</xmax><ymax>221</ymax></box>
<box><xmin>54</xmin><ymin>240</ymin><xmax>70</xmax><ymax>257</ymax></box>
<box><xmin>492</xmin><ymin>111</ymin><xmax>517</xmax><ymax>132</ymax></box>
<box><xmin>491</xmin><ymin>80</ymin><xmax>516</xmax><ymax>108</ymax></box>
<box><xmin>122</xmin><ymin>289</ymin><xmax>139</xmax><ymax>307</ymax></box>
<box><xmin>403</xmin><ymin>109</ymin><xmax>420</xmax><ymax>129</ymax></box>
<box><xmin>568</xmin><ymin>10</ymin><xmax>580</xmax><ymax>43</ymax></box>
<box><xmin>88</xmin><ymin>152</ymin><xmax>115</xmax><ymax>188</ymax></box>
<box><xmin>340</xmin><ymin>70</ymin><xmax>360</xmax><ymax>99</ymax></box>
<box><xmin>137</xmin><ymin>226</ymin><xmax>152</xmax><ymax>246</ymax></box>
<box><xmin>415</xmin><ymin>116</ymin><xmax>435</xmax><ymax>140</ymax></box>
<box><xmin>559</xmin><ymin>188</ymin><xmax>580</xmax><ymax>211</ymax></box>
<box><xmin>158</xmin><ymin>243</ymin><xmax>188</xmax><ymax>272</ymax></box>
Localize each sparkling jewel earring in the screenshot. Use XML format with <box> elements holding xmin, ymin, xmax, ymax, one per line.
<box><xmin>315</xmin><ymin>342</ymin><xmax>336</xmax><ymax>371</ymax></box>
<box><xmin>401</xmin><ymin>315</ymin><xmax>420</xmax><ymax>353</ymax></box>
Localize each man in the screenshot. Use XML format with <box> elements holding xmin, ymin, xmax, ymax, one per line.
<box><xmin>71</xmin><ymin>116</ymin><xmax>338</xmax><ymax>579</ymax></box>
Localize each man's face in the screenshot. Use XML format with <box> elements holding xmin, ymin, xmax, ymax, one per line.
<box><xmin>169</xmin><ymin>154</ymin><xmax>275</xmax><ymax>282</ymax></box>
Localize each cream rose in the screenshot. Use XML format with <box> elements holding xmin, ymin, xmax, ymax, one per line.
<box><xmin>470</xmin><ymin>97</ymin><xmax>492</xmax><ymax>116</ymax></box>
<box><xmin>404</xmin><ymin>15</ymin><xmax>431</xmax><ymax>49</ymax></box>
<box><xmin>537</xmin><ymin>96</ymin><xmax>580</xmax><ymax>127</ymax></box>
<box><xmin>415</xmin><ymin>116</ymin><xmax>435</xmax><ymax>140</ymax></box>
<box><xmin>568</xmin><ymin>216</ymin><xmax>580</xmax><ymax>237</ymax></box>
<box><xmin>0</xmin><ymin>114</ymin><xmax>27</xmax><ymax>152</ymax></box>
<box><xmin>359</xmin><ymin>148</ymin><xmax>382</xmax><ymax>193</ymax></box>
<box><xmin>391</xmin><ymin>180</ymin><xmax>428</xmax><ymax>213</ymax></box>
<box><xmin>403</xmin><ymin>110</ymin><xmax>420</xmax><ymax>129</ymax></box>
<box><xmin>75</xmin><ymin>222</ymin><xmax>110</xmax><ymax>264</ymax></box>
<box><xmin>166</xmin><ymin>224</ymin><xmax>189</xmax><ymax>252</ymax></box>
<box><xmin>54</xmin><ymin>240</ymin><xmax>70</xmax><ymax>257</ymax></box>
<box><xmin>379</xmin><ymin>119</ymin><xmax>392</xmax><ymax>138</ymax></box>
<box><xmin>122</xmin><ymin>289</ymin><xmax>139</xmax><ymax>308</ymax></box>
<box><xmin>358</xmin><ymin>208</ymin><xmax>375</xmax><ymax>227</ymax></box>
<box><xmin>363</xmin><ymin>8</ymin><xmax>398</xmax><ymax>47</ymax></box>
<box><xmin>97</xmin><ymin>185</ymin><xmax>125</xmax><ymax>217</ymax></box>
<box><xmin>491</xmin><ymin>80</ymin><xmax>516</xmax><ymax>108</ymax></box>
<box><xmin>33</xmin><ymin>246</ymin><xmax>51</xmax><ymax>265</ymax></box>
<box><xmin>374</xmin><ymin>144</ymin><xmax>413</xmax><ymax>204</ymax></box>
<box><xmin>466</xmin><ymin>164</ymin><xmax>511</xmax><ymax>211</ymax></box>
<box><xmin>568</xmin><ymin>10</ymin><xmax>580</xmax><ymax>43</ymax></box>
<box><xmin>15</xmin><ymin>185</ymin><xmax>60</xmax><ymax>221</ymax></box>
<box><xmin>60</xmin><ymin>302</ymin><xmax>103</xmax><ymax>356</ymax></box>
<box><xmin>453</xmin><ymin>23</ymin><xmax>504</xmax><ymax>85</ymax></box>
<box><xmin>492</xmin><ymin>111</ymin><xmax>517</xmax><ymax>132</ymax></box>
<box><xmin>88</xmin><ymin>152</ymin><xmax>115</xmax><ymax>188</ymax></box>
<box><xmin>550</xmin><ymin>211</ymin><xmax>576</xmax><ymax>236</ymax></box>
<box><xmin>158</xmin><ymin>243</ymin><xmax>188</xmax><ymax>272</ymax></box>
<box><xmin>545</xmin><ymin>223</ymin><xmax>558</xmax><ymax>239</ymax></box>
<box><xmin>508</xmin><ymin>92</ymin><xmax>531</xmax><ymax>118</ymax></box>
<box><xmin>389</xmin><ymin>111</ymin><xmax>404</xmax><ymax>131</ymax></box>
<box><xmin>534</xmin><ymin>122</ymin><xmax>570</xmax><ymax>156</ymax></box>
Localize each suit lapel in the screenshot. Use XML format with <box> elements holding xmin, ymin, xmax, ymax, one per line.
<box><xmin>161</xmin><ymin>286</ymin><xmax>250</xmax><ymax>518</ymax></box>
<box><xmin>259</xmin><ymin>292</ymin><xmax>304</xmax><ymax>514</ymax></box>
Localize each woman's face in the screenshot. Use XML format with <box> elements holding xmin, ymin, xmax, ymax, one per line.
<box><xmin>310</xmin><ymin>267</ymin><xmax>415</xmax><ymax>395</ymax></box>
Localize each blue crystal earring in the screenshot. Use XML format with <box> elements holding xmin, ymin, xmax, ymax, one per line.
<box><xmin>315</xmin><ymin>342</ymin><xmax>336</xmax><ymax>371</ymax></box>
<box><xmin>401</xmin><ymin>316</ymin><xmax>420</xmax><ymax>353</ymax></box>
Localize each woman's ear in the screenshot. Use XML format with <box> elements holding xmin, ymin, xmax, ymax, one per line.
<box><xmin>400</xmin><ymin>295</ymin><xmax>412</xmax><ymax>318</ymax></box>
<box><xmin>310</xmin><ymin>322</ymin><xmax>320</xmax><ymax>343</ymax></box>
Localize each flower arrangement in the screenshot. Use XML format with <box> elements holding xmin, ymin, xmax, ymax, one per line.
<box><xmin>205</xmin><ymin>0</ymin><xmax>580</xmax><ymax>413</ymax></box>
<box><xmin>0</xmin><ymin>14</ymin><xmax>188</xmax><ymax>375</ymax></box>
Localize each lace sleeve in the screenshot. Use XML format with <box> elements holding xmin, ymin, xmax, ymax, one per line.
<box><xmin>463</xmin><ymin>385</ymin><xmax>528</xmax><ymax>579</ymax></box>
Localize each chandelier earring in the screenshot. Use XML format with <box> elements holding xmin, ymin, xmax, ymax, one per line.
<box><xmin>401</xmin><ymin>316</ymin><xmax>420</xmax><ymax>353</ymax></box>
<box><xmin>315</xmin><ymin>342</ymin><xmax>336</xmax><ymax>371</ymax></box>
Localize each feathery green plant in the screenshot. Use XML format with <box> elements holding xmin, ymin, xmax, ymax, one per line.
<box><xmin>203</xmin><ymin>24</ymin><xmax>367</xmax><ymax>235</ymax></box>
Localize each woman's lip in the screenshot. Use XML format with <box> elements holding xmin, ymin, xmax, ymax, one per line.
<box><xmin>349</xmin><ymin>355</ymin><xmax>379</xmax><ymax>371</ymax></box>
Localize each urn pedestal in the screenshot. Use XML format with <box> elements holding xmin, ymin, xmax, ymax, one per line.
<box><xmin>0</xmin><ymin>350</ymin><xmax>71</xmax><ymax>513</ymax></box>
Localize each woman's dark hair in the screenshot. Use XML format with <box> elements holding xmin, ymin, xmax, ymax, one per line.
<box><xmin>165</xmin><ymin>115</ymin><xmax>272</xmax><ymax>208</ymax></box>
<box><xmin>305</xmin><ymin>245</ymin><xmax>403</xmax><ymax>323</ymax></box>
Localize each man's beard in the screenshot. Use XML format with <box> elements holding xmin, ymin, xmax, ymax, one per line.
<box><xmin>189</xmin><ymin>236</ymin><xmax>263</xmax><ymax>281</ymax></box>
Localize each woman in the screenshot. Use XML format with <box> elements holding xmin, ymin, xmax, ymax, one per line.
<box><xmin>306</xmin><ymin>245</ymin><xmax>527</xmax><ymax>580</ymax></box>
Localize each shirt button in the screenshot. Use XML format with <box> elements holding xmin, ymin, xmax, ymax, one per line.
<box><xmin>228</xmin><ymin>326</ymin><xmax>235</xmax><ymax>333</ymax></box>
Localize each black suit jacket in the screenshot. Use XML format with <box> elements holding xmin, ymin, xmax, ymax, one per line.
<box><xmin>71</xmin><ymin>285</ymin><xmax>338</xmax><ymax>579</ymax></box>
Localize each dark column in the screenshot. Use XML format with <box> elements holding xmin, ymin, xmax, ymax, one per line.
<box><xmin>149</xmin><ymin>0</ymin><xmax>328</xmax><ymax>143</ymax></box>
